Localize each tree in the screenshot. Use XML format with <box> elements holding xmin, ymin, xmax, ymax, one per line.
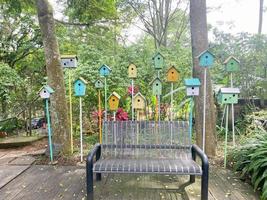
<box><xmin>258</xmin><ymin>0</ymin><xmax>264</xmax><ymax>34</ymax></box>
<box><xmin>189</xmin><ymin>0</ymin><xmax>216</xmax><ymax>156</ymax></box>
<box><xmin>36</xmin><ymin>0</ymin><xmax>70</xmax><ymax>154</ymax></box>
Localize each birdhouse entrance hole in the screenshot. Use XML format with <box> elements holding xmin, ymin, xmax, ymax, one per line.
<box><xmin>156</xmin><ymin>83</ymin><xmax>158</xmax><ymax>86</ymax></box>
<box><xmin>192</xmin><ymin>87</ymin><xmax>194</xmax><ymax>89</ymax></box>
<box><xmin>138</xmin><ymin>99</ymin><xmax>140</xmax><ymax>102</ymax></box>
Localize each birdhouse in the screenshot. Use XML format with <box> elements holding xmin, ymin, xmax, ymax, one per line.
<box><xmin>128</xmin><ymin>63</ymin><xmax>137</xmax><ymax>78</ymax></box>
<box><xmin>197</xmin><ymin>50</ymin><xmax>215</xmax><ymax>67</ymax></box>
<box><xmin>184</xmin><ymin>78</ymin><xmax>201</xmax><ymax>96</ymax></box>
<box><xmin>99</xmin><ymin>64</ymin><xmax>112</xmax><ymax>77</ymax></box>
<box><xmin>152</xmin><ymin>52</ymin><xmax>165</xmax><ymax>70</ymax></box>
<box><xmin>167</xmin><ymin>66</ymin><xmax>180</xmax><ymax>82</ymax></box>
<box><xmin>108</xmin><ymin>92</ymin><xmax>121</xmax><ymax>111</ymax></box>
<box><xmin>224</xmin><ymin>56</ymin><xmax>240</xmax><ymax>72</ymax></box>
<box><xmin>133</xmin><ymin>92</ymin><xmax>146</xmax><ymax>110</ymax></box>
<box><xmin>94</xmin><ymin>80</ymin><xmax>104</xmax><ymax>89</ymax></box>
<box><xmin>218</xmin><ymin>88</ymin><xmax>240</xmax><ymax>104</ymax></box>
<box><xmin>61</xmin><ymin>55</ymin><xmax>78</xmax><ymax>68</ymax></box>
<box><xmin>74</xmin><ymin>77</ymin><xmax>87</xmax><ymax>97</ymax></box>
<box><xmin>39</xmin><ymin>85</ymin><xmax>54</xmax><ymax>99</ymax></box>
<box><xmin>150</xmin><ymin>77</ymin><xmax>162</xmax><ymax>96</ymax></box>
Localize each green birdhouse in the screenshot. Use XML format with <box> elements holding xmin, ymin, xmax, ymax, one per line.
<box><xmin>197</xmin><ymin>50</ymin><xmax>215</xmax><ymax>67</ymax></box>
<box><xmin>150</xmin><ymin>77</ymin><xmax>162</xmax><ymax>96</ymax></box>
<box><xmin>218</xmin><ymin>88</ymin><xmax>240</xmax><ymax>104</ymax></box>
<box><xmin>94</xmin><ymin>80</ymin><xmax>104</xmax><ymax>89</ymax></box>
<box><xmin>152</xmin><ymin>52</ymin><xmax>164</xmax><ymax>70</ymax></box>
<box><xmin>224</xmin><ymin>56</ymin><xmax>240</xmax><ymax>72</ymax></box>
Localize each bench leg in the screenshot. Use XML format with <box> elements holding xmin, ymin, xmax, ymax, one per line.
<box><xmin>96</xmin><ymin>173</ymin><xmax>101</xmax><ymax>181</ymax></box>
<box><xmin>190</xmin><ymin>175</ymin><xmax>195</xmax><ymax>183</ymax></box>
<box><xmin>201</xmin><ymin>165</ymin><xmax>209</xmax><ymax>200</ymax></box>
<box><xmin>86</xmin><ymin>161</ymin><xmax>94</xmax><ymax>200</ymax></box>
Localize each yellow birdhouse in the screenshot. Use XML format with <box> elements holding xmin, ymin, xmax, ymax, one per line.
<box><xmin>108</xmin><ymin>92</ymin><xmax>121</xmax><ymax>111</ymax></box>
<box><xmin>133</xmin><ymin>92</ymin><xmax>146</xmax><ymax>110</ymax></box>
<box><xmin>167</xmin><ymin>66</ymin><xmax>179</xmax><ymax>82</ymax></box>
<box><xmin>128</xmin><ymin>63</ymin><xmax>137</xmax><ymax>78</ymax></box>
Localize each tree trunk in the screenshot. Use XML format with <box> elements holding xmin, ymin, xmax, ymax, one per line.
<box><xmin>258</xmin><ymin>0</ymin><xmax>264</xmax><ymax>34</ymax></box>
<box><xmin>189</xmin><ymin>0</ymin><xmax>216</xmax><ymax>157</ymax></box>
<box><xmin>36</xmin><ymin>0</ymin><xmax>70</xmax><ymax>154</ymax></box>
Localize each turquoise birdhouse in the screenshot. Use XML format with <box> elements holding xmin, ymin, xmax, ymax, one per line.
<box><xmin>99</xmin><ymin>64</ymin><xmax>112</xmax><ymax>77</ymax></box>
<box><xmin>224</xmin><ymin>56</ymin><xmax>240</xmax><ymax>72</ymax></box>
<box><xmin>94</xmin><ymin>80</ymin><xmax>104</xmax><ymax>89</ymax></box>
<box><xmin>150</xmin><ymin>77</ymin><xmax>162</xmax><ymax>96</ymax></box>
<box><xmin>198</xmin><ymin>50</ymin><xmax>215</xmax><ymax>67</ymax></box>
<box><xmin>74</xmin><ymin>77</ymin><xmax>88</xmax><ymax>97</ymax></box>
<box><xmin>184</xmin><ymin>78</ymin><xmax>201</xmax><ymax>96</ymax></box>
<box><xmin>152</xmin><ymin>52</ymin><xmax>165</xmax><ymax>70</ymax></box>
<box><xmin>217</xmin><ymin>88</ymin><xmax>240</xmax><ymax>104</ymax></box>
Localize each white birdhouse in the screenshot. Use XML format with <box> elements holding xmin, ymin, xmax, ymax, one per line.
<box><xmin>184</xmin><ymin>78</ymin><xmax>201</xmax><ymax>96</ymax></box>
<box><xmin>61</xmin><ymin>55</ymin><xmax>78</xmax><ymax>68</ymax></box>
<box><xmin>39</xmin><ymin>85</ymin><xmax>54</xmax><ymax>99</ymax></box>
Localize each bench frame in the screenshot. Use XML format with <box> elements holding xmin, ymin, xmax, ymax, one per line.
<box><xmin>86</xmin><ymin>143</ymin><xmax>209</xmax><ymax>200</ymax></box>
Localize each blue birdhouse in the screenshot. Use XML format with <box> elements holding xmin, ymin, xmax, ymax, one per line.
<box><xmin>99</xmin><ymin>64</ymin><xmax>112</xmax><ymax>77</ymax></box>
<box><xmin>152</xmin><ymin>52</ymin><xmax>165</xmax><ymax>70</ymax></box>
<box><xmin>198</xmin><ymin>50</ymin><xmax>215</xmax><ymax>67</ymax></box>
<box><xmin>74</xmin><ymin>77</ymin><xmax>88</xmax><ymax>97</ymax></box>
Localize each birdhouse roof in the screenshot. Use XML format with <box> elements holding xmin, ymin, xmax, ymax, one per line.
<box><xmin>40</xmin><ymin>85</ymin><xmax>54</xmax><ymax>94</ymax></box>
<box><xmin>99</xmin><ymin>64</ymin><xmax>112</xmax><ymax>71</ymax></box>
<box><xmin>134</xmin><ymin>92</ymin><xmax>146</xmax><ymax>100</ymax></box>
<box><xmin>197</xmin><ymin>49</ymin><xmax>215</xmax><ymax>59</ymax></box>
<box><xmin>108</xmin><ymin>92</ymin><xmax>121</xmax><ymax>100</ymax></box>
<box><xmin>61</xmin><ymin>55</ymin><xmax>78</xmax><ymax>60</ymax></box>
<box><xmin>184</xmin><ymin>78</ymin><xmax>201</xmax><ymax>86</ymax></box>
<box><xmin>152</xmin><ymin>52</ymin><xmax>164</xmax><ymax>59</ymax></box>
<box><xmin>223</xmin><ymin>56</ymin><xmax>240</xmax><ymax>64</ymax></box>
<box><xmin>219</xmin><ymin>88</ymin><xmax>240</xmax><ymax>94</ymax></box>
<box><xmin>149</xmin><ymin>77</ymin><xmax>162</xmax><ymax>85</ymax></box>
<box><xmin>74</xmin><ymin>77</ymin><xmax>88</xmax><ymax>84</ymax></box>
<box><xmin>167</xmin><ymin>66</ymin><xmax>179</xmax><ymax>73</ymax></box>
<box><xmin>94</xmin><ymin>79</ymin><xmax>103</xmax><ymax>85</ymax></box>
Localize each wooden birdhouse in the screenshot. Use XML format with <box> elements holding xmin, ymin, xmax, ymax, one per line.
<box><xmin>167</xmin><ymin>66</ymin><xmax>180</xmax><ymax>82</ymax></box>
<box><xmin>61</xmin><ymin>55</ymin><xmax>78</xmax><ymax>68</ymax></box>
<box><xmin>39</xmin><ymin>85</ymin><xmax>54</xmax><ymax>99</ymax></box>
<box><xmin>99</xmin><ymin>64</ymin><xmax>112</xmax><ymax>77</ymax></box>
<box><xmin>152</xmin><ymin>52</ymin><xmax>164</xmax><ymax>70</ymax></box>
<box><xmin>224</xmin><ymin>56</ymin><xmax>240</xmax><ymax>72</ymax></box>
<box><xmin>198</xmin><ymin>50</ymin><xmax>215</xmax><ymax>67</ymax></box>
<box><xmin>108</xmin><ymin>92</ymin><xmax>121</xmax><ymax>111</ymax></box>
<box><xmin>74</xmin><ymin>77</ymin><xmax>87</xmax><ymax>97</ymax></box>
<box><xmin>218</xmin><ymin>88</ymin><xmax>240</xmax><ymax>104</ymax></box>
<box><xmin>133</xmin><ymin>92</ymin><xmax>146</xmax><ymax>110</ymax></box>
<box><xmin>94</xmin><ymin>80</ymin><xmax>104</xmax><ymax>89</ymax></box>
<box><xmin>184</xmin><ymin>78</ymin><xmax>201</xmax><ymax>96</ymax></box>
<box><xmin>128</xmin><ymin>63</ymin><xmax>137</xmax><ymax>78</ymax></box>
<box><xmin>150</xmin><ymin>77</ymin><xmax>162</xmax><ymax>96</ymax></box>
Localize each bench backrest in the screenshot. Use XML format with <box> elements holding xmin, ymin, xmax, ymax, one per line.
<box><xmin>101</xmin><ymin>121</ymin><xmax>192</xmax><ymax>159</ymax></box>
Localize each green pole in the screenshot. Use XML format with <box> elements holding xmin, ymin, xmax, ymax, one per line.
<box><xmin>224</xmin><ymin>105</ymin><xmax>229</xmax><ymax>168</ymax></box>
<box><xmin>189</xmin><ymin>97</ymin><xmax>194</xmax><ymax>142</ymax></box>
<box><xmin>104</xmin><ymin>77</ymin><xmax>107</xmax><ymax>121</ymax></box>
<box><xmin>45</xmin><ymin>99</ymin><xmax>53</xmax><ymax>162</ymax></box>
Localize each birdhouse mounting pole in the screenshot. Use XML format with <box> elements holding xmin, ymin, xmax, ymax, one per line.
<box><xmin>170</xmin><ymin>82</ymin><xmax>174</xmax><ymax>121</ymax></box>
<box><xmin>224</xmin><ymin>105</ymin><xmax>229</xmax><ymax>168</ymax></box>
<box><xmin>104</xmin><ymin>77</ymin><xmax>107</xmax><ymax>121</ymax></box>
<box><xmin>45</xmin><ymin>99</ymin><xmax>53</xmax><ymax>162</ymax></box>
<box><xmin>202</xmin><ymin>67</ymin><xmax>207</xmax><ymax>153</ymax></box>
<box><xmin>69</xmin><ymin>71</ymin><xmax>74</xmax><ymax>154</ymax></box>
<box><xmin>158</xmin><ymin>95</ymin><xmax>161</xmax><ymax>122</ymax></box>
<box><xmin>98</xmin><ymin>90</ymin><xmax>102</xmax><ymax>144</ymax></box>
<box><xmin>131</xmin><ymin>79</ymin><xmax>134</xmax><ymax>121</ymax></box>
<box><xmin>113</xmin><ymin>111</ymin><xmax>116</xmax><ymax>121</ymax></box>
<box><xmin>189</xmin><ymin>97</ymin><xmax>194</xmax><ymax>143</ymax></box>
<box><xmin>79</xmin><ymin>96</ymin><xmax>83</xmax><ymax>162</ymax></box>
<box><xmin>230</xmin><ymin>73</ymin><xmax>235</xmax><ymax>146</ymax></box>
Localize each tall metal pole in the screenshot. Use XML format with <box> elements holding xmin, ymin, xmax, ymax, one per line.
<box><xmin>170</xmin><ymin>83</ymin><xmax>174</xmax><ymax>121</ymax></box>
<box><xmin>230</xmin><ymin>73</ymin><xmax>235</xmax><ymax>146</ymax></box>
<box><xmin>113</xmin><ymin>112</ymin><xmax>116</xmax><ymax>121</ymax></box>
<box><xmin>69</xmin><ymin>71</ymin><xmax>73</xmax><ymax>154</ymax></box>
<box><xmin>45</xmin><ymin>99</ymin><xmax>53</xmax><ymax>162</ymax></box>
<box><xmin>224</xmin><ymin>105</ymin><xmax>229</xmax><ymax>168</ymax></box>
<box><xmin>189</xmin><ymin>97</ymin><xmax>194</xmax><ymax>143</ymax></box>
<box><xmin>202</xmin><ymin>68</ymin><xmax>207</xmax><ymax>153</ymax></box>
<box><xmin>104</xmin><ymin>77</ymin><xmax>107</xmax><ymax>121</ymax></box>
<box><xmin>79</xmin><ymin>97</ymin><xmax>83</xmax><ymax>163</ymax></box>
<box><xmin>158</xmin><ymin>95</ymin><xmax>161</xmax><ymax>122</ymax></box>
<box><xmin>98</xmin><ymin>90</ymin><xmax>102</xmax><ymax>144</ymax></box>
<box><xmin>131</xmin><ymin>79</ymin><xmax>134</xmax><ymax>121</ymax></box>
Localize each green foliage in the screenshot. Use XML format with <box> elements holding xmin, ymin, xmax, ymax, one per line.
<box><xmin>231</xmin><ymin>110</ymin><xmax>267</xmax><ymax>199</ymax></box>
<box><xmin>0</xmin><ymin>117</ymin><xmax>24</xmax><ymax>134</ymax></box>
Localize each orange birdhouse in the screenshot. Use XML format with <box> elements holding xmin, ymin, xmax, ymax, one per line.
<box><xmin>108</xmin><ymin>92</ymin><xmax>121</xmax><ymax>111</ymax></box>
<box><xmin>167</xmin><ymin>66</ymin><xmax>179</xmax><ymax>82</ymax></box>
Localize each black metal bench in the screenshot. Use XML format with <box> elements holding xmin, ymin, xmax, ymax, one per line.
<box><xmin>86</xmin><ymin>121</ymin><xmax>209</xmax><ymax>200</ymax></box>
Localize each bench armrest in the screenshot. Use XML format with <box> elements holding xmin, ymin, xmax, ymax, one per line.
<box><xmin>87</xmin><ymin>143</ymin><xmax>101</xmax><ymax>166</ymax></box>
<box><xmin>191</xmin><ymin>144</ymin><xmax>208</xmax><ymax>166</ymax></box>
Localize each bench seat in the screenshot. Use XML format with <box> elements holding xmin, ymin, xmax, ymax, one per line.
<box><xmin>93</xmin><ymin>158</ymin><xmax>202</xmax><ymax>175</ymax></box>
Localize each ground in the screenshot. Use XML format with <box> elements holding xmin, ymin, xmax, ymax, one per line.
<box><xmin>0</xmin><ymin>137</ymin><xmax>260</xmax><ymax>200</ymax></box>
